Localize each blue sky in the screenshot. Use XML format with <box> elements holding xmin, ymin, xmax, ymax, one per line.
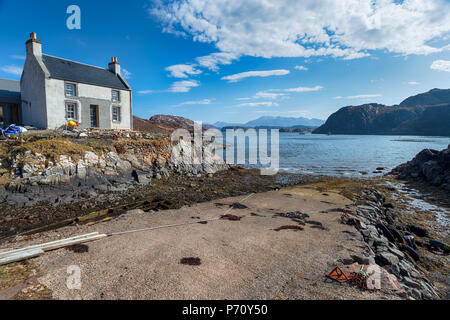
<box><xmin>0</xmin><ymin>0</ymin><xmax>449</xmax><ymax>124</ymax></box>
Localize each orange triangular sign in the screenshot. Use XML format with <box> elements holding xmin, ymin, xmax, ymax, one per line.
<box><xmin>325</xmin><ymin>267</ymin><xmax>350</xmax><ymax>283</ymax></box>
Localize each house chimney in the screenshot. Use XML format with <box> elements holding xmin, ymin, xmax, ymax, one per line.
<box><xmin>108</xmin><ymin>57</ymin><xmax>121</xmax><ymax>75</ymax></box>
<box><xmin>26</xmin><ymin>32</ymin><xmax>42</xmax><ymax>57</ymax></box>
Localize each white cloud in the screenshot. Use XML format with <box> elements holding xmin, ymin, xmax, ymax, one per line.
<box><xmin>294</xmin><ymin>65</ymin><xmax>308</xmax><ymax>71</ymax></box>
<box><xmin>169</xmin><ymin>80</ymin><xmax>200</xmax><ymax>93</ymax></box>
<box><xmin>430</xmin><ymin>60</ymin><xmax>450</xmax><ymax>72</ymax></box>
<box><xmin>222</xmin><ymin>70</ymin><xmax>290</xmax><ymax>82</ymax></box>
<box><xmin>11</xmin><ymin>55</ymin><xmax>25</xmax><ymax>60</ymax></box>
<box><xmin>254</xmin><ymin>91</ymin><xmax>287</xmax><ymax>99</ymax></box>
<box><xmin>174</xmin><ymin>98</ymin><xmax>214</xmax><ymax>106</ymax></box>
<box><xmin>334</xmin><ymin>96</ymin><xmax>344</xmax><ymax>99</ymax></box>
<box><xmin>151</xmin><ymin>0</ymin><xmax>450</xmax><ymax>67</ymax></box>
<box><xmin>0</xmin><ymin>65</ymin><xmax>23</xmax><ymax>76</ymax></box>
<box><xmin>195</xmin><ymin>52</ymin><xmax>238</xmax><ymax>71</ymax></box>
<box><xmin>137</xmin><ymin>90</ymin><xmax>154</xmax><ymax>94</ymax></box>
<box><xmin>347</xmin><ymin>94</ymin><xmax>382</xmax><ymax>99</ymax></box>
<box><xmin>236</xmin><ymin>90</ymin><xmax>288</xmax><ymax>101</ymax></box>
<box><xmin>138</xmin><ymin>80</ymin><xmax>201</xmax><ymax>94</ymax></box>
<box><xmin>122</xmin><ymin>68</ymin><xmax>132</xmax><ymax>79</ymax></box>
<box><xmin>407</xmin><ymin>81</ymin><xmax>420</xmax><ymax>85</ymax></box>
<box><xmin>238</xmin><ymin>102</ymin><xmax>279</xmax><ymax>107</ymax></box>
<box><xmin>280</xmin><ymin>85</ymin><xmax>324</xmax><ymax>93</ymax></box>
<box><xmin>165</xmin><ymin>64</ymin><xmax>202</xmax><ymax>78</ymax></box>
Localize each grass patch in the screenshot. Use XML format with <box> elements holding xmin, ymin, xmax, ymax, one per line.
<box><xmin>0</xmin><ymin>143</ymin><xmax>11</xmax><ymax>185</ymax></box>
<box><xmin>13</xmin><ymin>138</ymin><xmax>90</xmax><ymax>163</ymax></box>
<box><xmin>113</xmin><ymin>137</ymin><xmax>170</xmax><ymax>156</ymax></box>
<box><xmin>0</xmin><ymin>143</ymin><xmax>8</xmax><ymax>158</ymax></box>
<box><xmin>83</xmin><ymin>138</ymin><xmax>115</xmax><ymax>155</ymax></box>
<box><xmin>0</xmin><ymin>260</ymin><xmax>53</xmax><ymax>300</ymax></box>
<box><xmin>0</xmin><ymin>168</ymin><xmax>10</xmax><ymax>186</ymax></box>
<box><xmin>305</xmin><ymin>177</ymin><xmax>369</xmax><ymax>200</ymax></box>
<box><xmin>0</xmin><ymin>261</ymin><xmax>39</xmax><ymax>290</ymax></box>
<box><xmin>10</xmin><ymin>284</ymin><xmax>53</xmax><ymax>300</ymax></box>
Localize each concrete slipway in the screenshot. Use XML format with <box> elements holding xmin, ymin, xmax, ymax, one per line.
<box><xmin>0</xmin><ymin>185</ymin><xmax>400</xmax><ymax>300</ymax></box>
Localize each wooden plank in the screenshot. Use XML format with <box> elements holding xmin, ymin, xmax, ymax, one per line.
<box><xmin>0</xmin><ymin>232</ymin><xmax>100</xmax><ymax>258</ymax></box>
<box><xmin>0</xmin><ymin>248</ymin><xmax>44</xmax><ymax>266</ymax></box>
<box><xmin>39</xmin><ymin>234</ymin><xmax>107</xmax><ymax>252</ymax></box>
<box><xmin>0</xmin><ymin>234</ymin><xmax>107</xmax><ymax>266</ymax></box>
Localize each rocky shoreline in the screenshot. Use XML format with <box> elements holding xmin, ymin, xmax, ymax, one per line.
<box><xmin>0</xmin><ymin>165</ymin><xmax>316</xmax><ymax>242</ymax></box>
<box><xmin>391</xmin><ymin>144</ymin><xmax>450</xmax><ymax>192</ymax></box>
<box><xmin>1</xmin><ymin>173</ymin><xmax>447</xmax><ymax>300</ymax></box>
<box><xmin>0</xmin><ymin>131</ymin><xmax>231</xmax><ymax>238</ymax></box>
<box><xmin>350</xmin><ymin>188</ymin><xmax>443</xmax><ymax>299</ymax></box>
<box><xmin>1</xmin><ymin>134</ymin><xmax>448</xmax><ymax>300</ymax></box>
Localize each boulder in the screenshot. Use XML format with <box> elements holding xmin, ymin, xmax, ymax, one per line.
<box><xmin>132</xmin><ymin>170</ymin><xmax>151</xmax><ymax>185</ymax></box>
<box><xmin>402</xmin><ymin>277</ymin><xmax>422</xmax><ymax>290</ymax></box>
<box><xmin>407</xmin><ymin>225</ymin><xmax>428</xmax><ymax>237</ymax></box>
<box><xmin>388</xmin><ymin>246</ymin><xmax>405</xmax><ymax>259</ymax></box>
<box><xmin>376</xmin><ymin>252</ymin><xmax>400</xmax><ymax>266</ymax></box>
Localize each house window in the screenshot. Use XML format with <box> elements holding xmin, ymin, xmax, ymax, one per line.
<box><xmin>65</xmin><ymin>83</ymin><xmax>76</xmax><ymax>97</ymax></box>
<box><xmin>66</xmin><ymin>103</ymin><xmax>78</xmax><ymax>120</ymax></box>
<box><xmin>112</xmin><ymin>106</ymin><xmax>121</xmax><ymax>122</ymax></box>
<box><xmin>112</xmin><ymin>90</ymin><xmax>120</xmax><ymax>102</ymax></box>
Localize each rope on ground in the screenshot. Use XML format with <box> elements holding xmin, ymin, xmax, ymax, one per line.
<box><xmin>106</xmin><ymin>193</ymin><xmax>256</xmax><ymax>237</ymax></box>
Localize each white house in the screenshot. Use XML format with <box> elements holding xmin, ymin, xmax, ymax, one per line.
<box><xmin>13</xmin><ymin>32</ymin><xmax>133</xmax><ymax>130</ymax></box>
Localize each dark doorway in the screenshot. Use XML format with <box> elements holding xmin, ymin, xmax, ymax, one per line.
<box><xmin>8</xmin><ymin>104</ymin><xmax>19</xmax><ymax>124</ymax></box>
<box><xmin>0</xmin><ymin>105</ymin><xmax>4</xmax><ymax>126</ymax></box>
<box><xmin>90</xmin><ymin>105</ymin><xmax>99</xmax><ymax>128</ymax></box>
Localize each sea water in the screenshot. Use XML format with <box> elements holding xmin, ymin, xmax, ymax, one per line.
<box><xmin>222</xmin><ymin>132</ymin><xmax>449</xmax><ymax>177</ymax></box>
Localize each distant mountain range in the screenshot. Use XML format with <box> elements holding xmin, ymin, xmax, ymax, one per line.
<box><xmin>213</xmin><ymin>116</ymin><xmax>325</xmax><ymax>128</ymax></box>
<box><xmin>313</xmin><ymin>88</ymin><xmax>450</xmax><ymax>136</ymax></box>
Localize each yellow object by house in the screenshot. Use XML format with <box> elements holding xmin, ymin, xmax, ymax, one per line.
<box><xmin>67</xmin><ymin>120</ymin><xmax>78</xmax><ymax>128</ymax></box>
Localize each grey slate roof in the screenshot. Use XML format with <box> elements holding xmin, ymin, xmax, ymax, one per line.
<box><xmin>0</xmin><ymin>78</ymin><xmax>21</xmax><ymax>103</ymax></box>
<box><xmin>41</xmin><ymin>55</ymin><xmax>130</xmax><ymax>91</ymax></box>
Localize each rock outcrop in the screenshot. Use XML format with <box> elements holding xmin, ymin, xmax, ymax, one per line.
<box><xmin>390</xmin><ymin>145</ymin><xmax>450</xmax><ymax>191</ymax></box>
<box><xmin>132</xmin><ymin>116</ymin><xmax>174</xmax><ymax>135</ymax></box>
<box><xmin>313</xmin><ymin>89</ymin><xmax>450</xmax><ymax>136</ymax></box>
<box><xmin>150</xmin><ymin>114</ymin><xmax>215</xmax><ymax>131</ymax></box>
<box><xmin>133</xmin><ymin>115</ymin><xmax>216</xmax><ymax>135</ymax></box>
<box><xmin>2</xmin><ymin>132</ymin><xmax>229</xmax><ymax>205</ymax></box>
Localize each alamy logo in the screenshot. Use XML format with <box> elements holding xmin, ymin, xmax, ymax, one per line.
<box><xmin>366</xmin><ymin>265</ymin><xmax>382</xmax><ymax>290</ymax></box>
<box><xmin>66</xmin><ymin>5</ymin><xmax>81</xmax><ymax>30</ymax></box>
<box><xmin>171</xmin><ymin>122</ymin><xmax>279</xmax><ymax>175</ymax></box>
<box><xmin>67</xmin><ymin>265</ymin><xmax>81</xmax><ymax>290</ymax></box>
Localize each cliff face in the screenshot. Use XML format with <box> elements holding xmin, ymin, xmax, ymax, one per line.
<box><xmin>399</xmin><ymin>88</ymin><xmax>450</xmax><ymax>107</ymax></box>
<box><xmin>393</xmin><ymin>105</ymin><xmax>450</xmax><ymax>136</ymax></box>
<box><xmin>313</xmin><ymin>104</ymin><xmax>424</xmax><ymax>134</ymax></box>
<box><xmin>313</xmin><ymin>89</ymin><xmax>450</xmax><ymax>136</ymax></box>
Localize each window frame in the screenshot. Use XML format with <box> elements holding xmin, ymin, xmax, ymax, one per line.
<box><xmin>65</xmin><ymin>82</ymin><xmax>77</xmax><ymax>97</ymax></box>
<box><xmin>65</xmin><ymin>102</ymin><xmax>78</xmax><ymax>121</ymax></box>
<box><xmin>112</xmin><ymin>105</ymin><xmax>121</xmax><ymax>123</ymax></box>
<box><xmin>112</xmin><ymin>90</ymin><xmax>120</xmax><ymax>102</ymax></box>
